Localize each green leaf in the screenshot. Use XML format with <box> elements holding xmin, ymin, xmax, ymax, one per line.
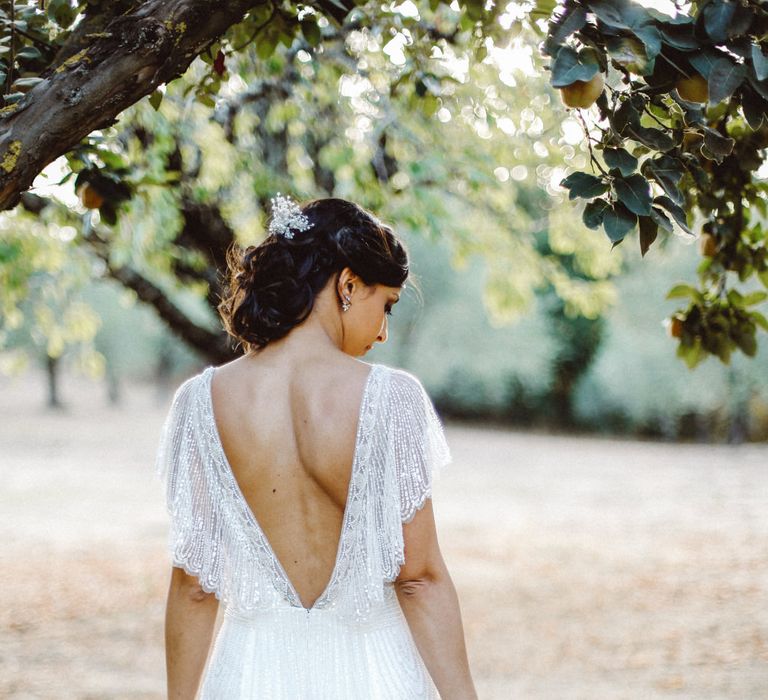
<box><xmin>666</xmin><ymin>283</ymin><xmax>699</xmax><ymax>300</ymax></box>
<box><xmin>587</xmin><ymin>0</ymin><xmax>651</xmax><ymax>29</ymax></box>
<box><xmin>551</xmin><ymin>46</ymin><xmax>599</xmax><ymax>87</ymax></box>
<box><xmin>648</xmin><ymin>10</ymin><xmax>693</xmax><ymax>25</ymax></box>
<box><xmin>99</xmin><ymin>201</ymin><xmax>118</xmax><ymax>226</ymax></box>
<box><xmin>465</xmin><ymin>0</ymin><xmax>486</xmax><ymax>21</ymax></box>
<box><xmin>676</xmin><ymin>338</ymin><xmax>707</xmax><ymax>369</ymax></box>
<box><xmin>3</xmin><ymin>92</ymin><xmax>26</xmax><ymax>105</ymax></box>
<box><xmin>548</xmin><ymin>6</ymin><xmax>587</xmax><ymax>43</ymax></box>
<box><xmin>603</xmin><ymin>147</ymin><xmax>638</xmax><ymax>176</ymax></box>
<box><xmin>614</xmin><ymin>174</ymin><xmax>653</xmax><ymax>215</ymax></box>
<box><xmin>660</xmin><ymin>24</ymin><xmax>699</xmax><ymax>51</ymax></box>
<box><xmin>650</xmin><ymin>206</ymin><xmax>674</xmax><ymax>233</ymax></box>
<box><xmin>256</xmin><ymin>32</ymin><xmax>278</xmax><ymax>60</ymax></box>
<box><xmin>196</xmin><ymin>92</ymin><xmax>215</xmax><ymax>108</ymax></box>
<box><xmin>751</xmin><ymin>310</ymin><xmax>768</xmax><ymax>331</ymax></box>
<box><xmin>752</xmin><ymin>43</ymin><xmax>768</xmax><ymax>81</ymax></box>
<box><xmin>535</xmin><ymin>0</ymin><xmax>558</xmax><ymax>15</ymax></box>
<box><xmin>420</xmin><ymin>94</ymin><xmax>439</xmax><ymax>117</ymax></box>
<box><xmin>654</xmin><ymin>195</ymin><xmax>693</xmax><ymax>234</ymax></box>
<box><xmin>47</xmin><ymin>0</ymin><xmax>77</xmax><ymax>28</ymax></box>
<box><xmin>16</xmin><ymin>46</ymin><xmax>41</xmax><ymax>61</ymax></box>
<box><xmin>560</xmin><ymin>171</ymin><xmax>608</xmax><ymax>199</ymax></box>
<box><xmin>628</xmin><ymin>125</ymin><xmax>675</xmax><ymax>151</ymax></box>
<box><xmin>632</xmin><ymin>25</ymin><xmax>662</xmax><ymax>60</ymax></box>
<box><xmin>747</xmin><ymin>72</ymin><xmax>768</xmax><ymax>100</ymax></box>
<box><xmin>11</xmin><ymin>76</ymin><xmax>43</xmax><ymax>90</ymax></box>
<box><xmin>611</xmin><ymin>99</ymin><xmax>641</xmax><ymax>134</ymax></box>
<box><xmin>606</xmin><ymin>35</ymin><xmax>655</xmax><ymax>75</ymax></box>
<box><xmin>642</xmin><ymin>155</ymin><xmax>684</xmax><ymax>205</ymax></box>
<box><xmin>733</xmin><ymin>327</ymin><xmax>757</xmax><ymax>356</ymax></box>
<box><xmin>702</xmin><ymin>126</ymin><xmax>735</xmax><ymax>162</ymax></box>
<box><xmin>602</xmin><ymin>202</ymin><xmax>637</xmax><ymax>242</ymax></box>
<box><xmin>727</xmin><ymin>289</ymin><xmax>745</xmax><ymax>305</ymax></box>
<box><xmin>638</xmin><ymin>215</ymin><xmax>658</xmax><ymax>257</ymax></box>
<box><xmin>582</xmin><ymin>198</ymin><xmax>610</xmax><ymax>229</ymax></box>
<box><xmin>689</xmin><ymin>51</ymin><xmax>719</xmax><ymax>80</ymax></box>
<box><xmin>708</xmin><ymin>57</ymin><xmax>745</xmax><ymax>105</ymax></box>
<box><xmin>703</xmin><ymin>1</ymin><xmax>736</xmax><ymax>43</ymax></box>
<box><xmin>301</xmin><ymin>18</ymin><xmax>321</xmax><ymax>47</ymax></box>
<box><xmin>742</xmin><ymin>291</ymin><xmax>768</xmax><ymax>306</ymax></box>
<box><xmin>149</xmin><ymin>90</ymin><xmax>163</xmax><ymax>111</ymax></box>
<box><xmin>741</xmin><ymin>87</ymin><xmax>765</xmax><ymax>129</ymax></box>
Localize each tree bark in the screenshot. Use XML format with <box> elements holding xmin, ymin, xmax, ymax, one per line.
<box><xmin>0</xmin><ymin>0</ymin><xmax>360</xmax><ymax>212</ymax></box>
<box><xmin>0</xmin><ymin>0</ymin><xmax>259</xmax><ymax>210</ymax></box>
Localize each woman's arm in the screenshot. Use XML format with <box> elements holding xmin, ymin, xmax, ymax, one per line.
<box><xmin>395</xmin><ymin>499</ymin><xmax>477</xmax><ymax>700</ymax></box>
<box><xmin>165</xmin><ymin>566</ymin><xmax>220</xmax><ymax>699</ymax></box>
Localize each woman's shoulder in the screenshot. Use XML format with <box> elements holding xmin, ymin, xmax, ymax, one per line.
<box><xmin>367</xmin><ymin>363</ymin><xmax>436</xmax><ymax>411</ymax></box>
<box><xmin>167</xmin><ymin>365</ymin><xmax>213</xmax><ymax>407</ymax></box>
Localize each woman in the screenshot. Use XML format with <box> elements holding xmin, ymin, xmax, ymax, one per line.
<box><xmin>156</xmin><ymin>195</ymin><xmax>477</xmax><ymax>699</ymax></box>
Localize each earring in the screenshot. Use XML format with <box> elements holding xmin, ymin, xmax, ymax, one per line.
<box><xmin>341</xmin><ymin>295</ymin><xmax>351</xmax><ymax>312</ymax></box>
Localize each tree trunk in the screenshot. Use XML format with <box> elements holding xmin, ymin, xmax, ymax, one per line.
<box><xmin>46</xmin><ymin>354</ymin><xmax>62</xmax><ymax>409</ymax></box>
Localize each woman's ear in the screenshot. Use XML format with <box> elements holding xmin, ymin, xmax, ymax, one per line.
<box><xmin>337</xmin><ymin>267</ymin><xmax>358</xmax><ymax>297</ymax></box>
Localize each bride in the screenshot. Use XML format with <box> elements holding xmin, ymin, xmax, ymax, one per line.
<box><xmin>156</xmin><ymin>194</ymin><xmax>477</xmax><ymax>699</ymax></box>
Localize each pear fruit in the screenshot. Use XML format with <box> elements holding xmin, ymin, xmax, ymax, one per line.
<box><xmin>559</xmin><ymin>73</ymin><xmax>605</xmax><ymax>109</ymax></box>
<box><xmin>699</xmin><ymin>232</ymin><xmax>717</xmax><ymax>257</ymax></box>
<box><xmin>676</xmin><ymin>75</ymin><xmax>708</xmax><ymax>104</ymax></box>
<box><xmin>77</xmin><ymin>183</ymin><xmax>104</xmax><ymax>209</ymax></box>
<box><xmin>669</xmin><ymin>317</ymin><xmax>684</xmax><ymax>339</ymax></box>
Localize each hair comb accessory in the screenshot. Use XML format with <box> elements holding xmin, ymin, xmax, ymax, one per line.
<box><xmin>268</xmin><ymin>192</ymin><xmax>314</xmax><ymax>239</ymax></box>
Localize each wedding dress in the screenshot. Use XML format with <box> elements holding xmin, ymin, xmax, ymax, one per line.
<box><xmin>155</xmin><ymin>362</ymin><xmax>452</xmax><ymax>699</ymax></box>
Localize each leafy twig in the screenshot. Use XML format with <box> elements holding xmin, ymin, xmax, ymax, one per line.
<box><xmin>11</xmin><ymin>25</ymin><xmax>55</xmax><ymax>50</ymax></box>
<box><xmin>577</xmin><ymin>109</ymin><xmax>608</xmax><ymax>177</ymax></box>
<box><xmin>232</xmin><ymin>3</ymin><xmax>278</xmax><ymax>52</ymax></box>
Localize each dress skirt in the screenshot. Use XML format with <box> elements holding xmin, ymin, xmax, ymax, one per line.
<box><xmin>198</xmin><ymin>592</ymin><xmax>440</xmax><ymax>699</ymax></box>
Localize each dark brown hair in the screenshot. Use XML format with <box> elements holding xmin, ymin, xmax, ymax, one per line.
<box><xmin>218</xmin><ymin>197</ymin><xmax>410</xmax><ymax>353</ymax></box>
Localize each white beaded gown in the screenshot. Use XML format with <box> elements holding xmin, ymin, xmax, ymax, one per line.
<box><xmin>155</xmin><ymin>362</ymin><xmax>453</xmax><ymax>699</ymax></box>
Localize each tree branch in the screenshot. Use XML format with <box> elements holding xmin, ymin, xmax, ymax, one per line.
<box><xmin>81</xmin><ymin>220</ymin><xmax>235</xmax><ymax>363</ymax></box>
<box><xmin>0</xmin><ymin>0</ymin><xmax>261</xmax><ymax>211</ymax></box>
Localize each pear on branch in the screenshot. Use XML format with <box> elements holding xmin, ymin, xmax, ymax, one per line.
<box><xmin>559</xmin><ymin>73</ymin><xmax>605</xmax><ymax>109</ymax></box>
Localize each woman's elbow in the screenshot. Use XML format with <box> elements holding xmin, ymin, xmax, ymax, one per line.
<box><xmin>394</xmin><ymin>571</ymin><xmax>445</xmax><ymax>597</ymax></box>
<box><xmin>169</xmin><ymin>567</ymin><xmax>217</xmax><ymax>603</ymax></box>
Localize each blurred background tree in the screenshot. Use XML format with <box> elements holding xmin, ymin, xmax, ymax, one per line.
<box><xmin>1</xmin><ymin>0</ymin><xmax>767</xmax><ymax>440</ymax></box>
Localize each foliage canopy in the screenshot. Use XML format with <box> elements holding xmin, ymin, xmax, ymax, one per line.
<box><xmin>544</xmin><ymin>0</ymin><xmax>768</xmax><ymax>366</ymax></box>
<box><xmin>0</xmin><ymin>0</ymin><xmax>767</xmax><ymax>371</ymax></box>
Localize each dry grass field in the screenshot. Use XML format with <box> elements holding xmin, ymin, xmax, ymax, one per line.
<box><xmin>1</xmin><ymin>368</ymin><xmax>766</xmax><ymax>699</ymax></box>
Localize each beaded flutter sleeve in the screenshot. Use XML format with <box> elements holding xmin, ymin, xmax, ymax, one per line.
<box><xmin>154</xmin><ymin>376</ymin><xmax>213</xmax><ymax>579</ymax></box>
<box><xmin>386</xmin><ymin>369</ymin><xmax>453</xmax><ymax>523</ymax></box>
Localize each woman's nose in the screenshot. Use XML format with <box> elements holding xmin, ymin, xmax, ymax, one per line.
<box><xmin>377</xmin><ymin>317</ymin><xmax>388</xmax><ymax>343</ymax></box>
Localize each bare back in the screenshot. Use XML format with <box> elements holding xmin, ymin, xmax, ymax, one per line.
<box><xmin>209</xmin><ymin>355</ymin><xmax>373</xmax><ymax>610</ymax></box>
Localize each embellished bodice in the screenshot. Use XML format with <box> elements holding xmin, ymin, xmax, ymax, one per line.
<box><xmin>155</xmin><ymin>362</ymin><xmax>452</xmax><ymax>623</ymax></box>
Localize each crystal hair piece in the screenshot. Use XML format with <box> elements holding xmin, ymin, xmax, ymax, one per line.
<box><xmin>268</xmin><ymin>192</ymin><xmax>314</xmax><ymax>239</ymax></box>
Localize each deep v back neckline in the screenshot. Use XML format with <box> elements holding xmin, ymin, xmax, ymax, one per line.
<box><xmin>203</xmin><ymin>362</ymin><xmax>380</xmax><ymax>612</ymax></box>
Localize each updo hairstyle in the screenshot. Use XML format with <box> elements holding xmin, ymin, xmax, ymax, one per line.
<box><xmin>218</xmin><ymin>197</ymin><xmax>410</xmax><ymax>353</ymax></box>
